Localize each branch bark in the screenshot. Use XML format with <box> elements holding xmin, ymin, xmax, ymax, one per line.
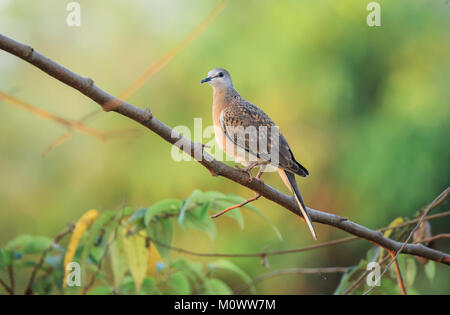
<box><xmin>0</xmin><ymin>33</ymin><xmax>449</xmax><ymax>266</ymax></box>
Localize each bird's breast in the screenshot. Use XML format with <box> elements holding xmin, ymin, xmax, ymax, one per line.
<box><xmin>211</xmin><ymin>89</ymin><xmax>258</xmax><ymax>167</ymax></box>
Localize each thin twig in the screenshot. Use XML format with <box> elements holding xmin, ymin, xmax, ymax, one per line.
<box><xmin>24</xmin><ymin>224</ymin><xmax>74</xmax><ymax>295</ymax></box>
<box><xmin>0</xmin><ymin>91</ymin><xmax>107</xmax><ymax>141</ymax></box>
<box><xmin>0</xmin><ymin>33</ymin><xmax>448</xmax><ymax>266</ymax></box>
<box><xmin>413</xmin><ymin>233</ymin><xmax>450</xmax><ymax>244</ymax></box>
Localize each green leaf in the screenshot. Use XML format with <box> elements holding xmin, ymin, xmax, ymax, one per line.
<box><xmin>124</xmin><ymin>208</ymin><xmax>148</xmax><ymax>234</ymax></box>
<box><xmin>390</xmin><ymin>254</ymin><xmax>406</xmax><ymax>280</ymax></box>
<box><xmin>405</xmin><ymin>257</ymin><xmax>417</xmax><ymax>287</ymax></box>
<box><xmin>7</xmin><ymin>235</ymin><xmax>53</xmax><ymax>254</ymax></box>
<box><xmin>87</xmin><ymin>285</ymin><xmax>113</xmax><ymax>295</ymax></box>
<box><xmin>366</xmin><ymin>246</ymin><xmax>380</xmax><ymax>263</ymax></box>
<box><xmin>178</xmin><ymin>195</ymin><xmax>216</xmax><ymax>239</ymax></box>
<box><xmin>171</xmin><ymin>258</ymin><xmax>204</xmax><ymax>276</ymax></box>
<box><xmin>171</xmin><ymin>258</ymin><xmax>205</xmax><ymax>285</ymax></box>
<box><xmin>119</xmin><ymin>276</ymin><xmax>136</xmax><ymax>294</ymax></box>
<box><xmin>196</xmin><ymin>201</ymin><xmax>210</xmax><ymax>221</ymax></box>
<box><xmin>145</xmin><ymin>199</ymin><xmax>181</xmax><ymax>226</ymax></box>
<box><xmin>98</xmin><ymin>211</ymin><xmax>130</xmax><ymax>289</ymax></box>
<box><xmin>140</xmin><ymin>277</ymin><xmax>156</xmax><ymax>294</ymax></box>
<box><xmin>147</xmin><ymin>218</ymin><xmax>173</xmax><ymax>259</ymax></box>
<box><xmin>166</xmin><ymin>271</ymin><xmax>191</xmax><ymax>294</ymax></box>
<box><xmin>184</xmin><ymin>212</ymin><xmax>216</xmax><ymax>241</ymax></box>
<box><xmin>178</xmin><ymin>190</ymin><xmax>203</xmax><ymax>225</ymax></box>
<box><xmin>204</xmin><ymin>278</ymin><xmax>232</xmax><ymax>295</ymax></box>
<box><xmin>211</xmin><ymin>199</ymin><xmax>244</xmax><ymax>229</ymax></box>
<box><xmin>424</xmin><ymin>261</ymin><xmax>435</xmax><ymax>282</ymax></box>
<box><xmin>128</xmin><ymin>208</ymin><xmax>147</xmax><ymax>223</ymax></box>
<box><xmin>225</xmin><ymin>209</ymin><xmax>245</xmax><ymax>230</ymax></box>
<box><xmin>91</xmin><ymin>210</ymin><xmax>123</xmax><ymax>265</ymax></box>
<box><xmin>89</xmin><ymin>246</ymin><xmax>104</xmax><ymax>264</ymax></box>
<box><xmin>203</xmin><ymin>191</ymin><xmax>226</xmax><ymax>201</ymax></box>
<box><xmin>209</xmin><ymin>259</ymin><xmax>254</xmax><ymax>294</ymax></box>
<box><xmin>185</xmin><ymin>200</ymin><xmax>210</xmax><ymax>221</ymax></box>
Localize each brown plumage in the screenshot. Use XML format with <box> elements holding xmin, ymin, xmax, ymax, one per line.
<box><xmin>202</xmin><ymin>68</ymin><xmax>317</xmax><ymax>240</ymax></box>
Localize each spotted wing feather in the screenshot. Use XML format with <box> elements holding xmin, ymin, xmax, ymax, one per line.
<box><xmin>220</xmin><ymin>100</ymin><xmax>309</xmax><ymax>177</ymax></box>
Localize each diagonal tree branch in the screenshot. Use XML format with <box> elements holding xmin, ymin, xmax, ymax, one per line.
<box><xmin>0</xmin><ymin>33</ymin><xmax>449</xmax><ymax>266</ymax></box>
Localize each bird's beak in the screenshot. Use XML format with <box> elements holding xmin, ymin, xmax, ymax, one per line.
<box><xmin>201</xmin><ymin>76</ymin><xmax>212</xmax><ymax>84</ymax></box>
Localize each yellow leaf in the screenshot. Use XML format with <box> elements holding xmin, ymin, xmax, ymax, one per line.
<box><xmin>147</xmin><ymin>242</ymin><xmax>163</xmax><ymax>277</ymax></box>
<box><xmin>379</xmin><ymin>217</ymin><xmax>404</xmax><ymax>262</ymax></box>
<box><xmin>109</xmin><ymin>226</ymin><xmax>128</xmax><ymax>289</ymax></box>
<box><xmin>63</xmin><ymin>209</ymin><xmax>99</xmax><ymax>287</ymax></box>
<box><xmin>123</xmin><ymin>230</ymin><xmax>148</xmax><ymax>293</ymax></box>
<box><xmin>384</xmin><ymin>217</ymin><xmax>404</xmax><ymax>238</ymax></box>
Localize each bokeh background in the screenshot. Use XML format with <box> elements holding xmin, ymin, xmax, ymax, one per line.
<box><xmin>0</xmin><ymin>0</ymin><xmax>449</xmax><ymax>294</ymax></box>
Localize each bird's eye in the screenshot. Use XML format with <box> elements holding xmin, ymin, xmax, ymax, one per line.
<box><xmin>218</xmin><ymin>72</ymin><xmax>224</xmax><ymax>77</ymax></box>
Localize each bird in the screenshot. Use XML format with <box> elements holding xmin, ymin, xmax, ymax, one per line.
<box><xmin>201</xmin><ymin>68</ymin><xmax>317</xmax><ymax>240</ymax></box>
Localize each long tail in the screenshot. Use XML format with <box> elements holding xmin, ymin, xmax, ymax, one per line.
<box><xmin>277</xmin><ymin>168</ymin><xmax>317</xmax><ymax>240</ymax></box>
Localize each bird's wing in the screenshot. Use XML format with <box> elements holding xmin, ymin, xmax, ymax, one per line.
<box><xmin>220</xmin><ymin>100</ymin><xmax>308</xmax><ymax>176</ymax></box>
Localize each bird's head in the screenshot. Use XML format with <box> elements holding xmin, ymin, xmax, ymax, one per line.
<box><xmin>201</xmin><ymin>68</ymin><xmax>233</xmax><ymax>89</ymax></box>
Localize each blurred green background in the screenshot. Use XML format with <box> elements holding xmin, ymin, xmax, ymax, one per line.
<box><xmin>0</xmin><ymin>0</ymin><xmax>449</xmax><ymax>294</ymax></box>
